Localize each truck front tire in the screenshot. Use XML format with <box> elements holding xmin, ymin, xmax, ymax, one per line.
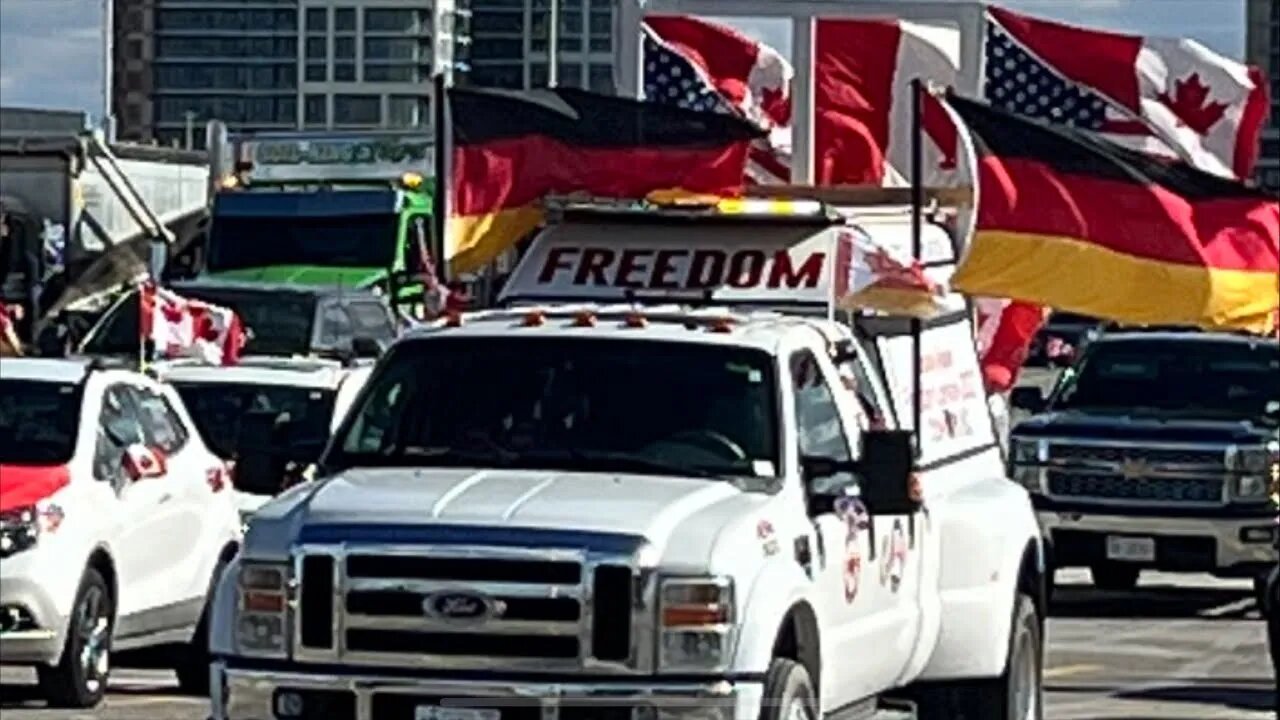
<box><xmin>759</xmin><ymin>658</ymin><xmax>818</xmax><ymax>720</ymax></box>
<box><xmin>913</xmin><ymin>593</ymin><xmax>1043</xmax><ymax>720</ymax></box>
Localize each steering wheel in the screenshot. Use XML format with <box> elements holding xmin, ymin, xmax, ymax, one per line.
<box><xmin>655</xmin><ymin>429</ymin><xmax>749</xmax><ymax>463</ymax></box>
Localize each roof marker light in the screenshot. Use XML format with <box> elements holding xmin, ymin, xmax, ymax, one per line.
<box><xmin>523</xmin><ymin>310</ymin><xmax>546</xmax><ymax>327</ymax></box>
<box><xmin>708</xmin><ymin>317</ymin><xmax>735</xmax><ymax>333</ymax></box>
<box><xmin>572</xmin><ymin>310</ymin><xmax>597</xmax><ymax>327</ymax></box>
<box><xmin>623</xmin><ymin>312</ymin><xmax>648</xmax><ymax>328</ymax></box>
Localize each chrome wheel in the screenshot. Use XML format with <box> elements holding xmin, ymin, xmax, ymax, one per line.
<box><xmin>785</xmin><ymin>695</ymin><xmax>812</xmax><ymax>720</ymax></box>
<box><xmin>1011</xmin><ymin>628</ymin><xmax>1040</xmax><ymax>720</ymax></box>
<box><xmin>76</xmin><ymin>585</ymin><xmax>111</xmax><ymax>695</ymax></box>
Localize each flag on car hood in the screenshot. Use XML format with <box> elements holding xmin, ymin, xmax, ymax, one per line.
<box><xmin>140</xmin><ymin>282</ymin><xmax>246</xmax><ymax>366</ymax></box>
<box><xmin>833</xmin><ymin>226</ymin><xmax>948</xmax><ymax>318</ymax></box>
<box><xmin>943</xmin><ymin>94</ymin><xmax>1279</xmax><ymax>334</ymax></box>
<box><xmin>446</xmin><ymin>87</ymin><xmax>763</xmax><ymax>274</ymax></box>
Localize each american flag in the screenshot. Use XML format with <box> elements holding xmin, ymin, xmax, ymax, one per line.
<box><xmin>641</xmin><ymin>20</ymin><xmax>792</xmax><ymax>184</ymax></box>
<box><xmin>984</xmin><ymin>21</ymin><xmax>1147</xmax><ymax>136</ymax></box>
<box><xmin>643</xmin><ymin>29</ymin><xmax>738</xmax><ymax>117</ymax></box>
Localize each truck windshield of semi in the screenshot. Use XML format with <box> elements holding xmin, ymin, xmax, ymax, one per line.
<box><xmin>203</xmin><ymin>124</ymin><xmax>434</xmax><ymax>312</ymax></box>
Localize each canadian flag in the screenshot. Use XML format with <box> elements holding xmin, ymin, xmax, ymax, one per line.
<box><xmin>833</xmin><ymin>226</ymin><xmax>948</xmax><ymax>319</ymax></box>
<box><xmin>139</xmin><ymin>283</ymin><xmax>246</xmax><ymax>366</ymax></box>
<box><xmin>813</xmin><ymin>18</ymin><xmax>962</xmax><ymax>187</ymax></box>
<box><xmin>974</xmin><ymin>298</ymin><xmax>1049</xmax><ymax>394</ymax></box>
<box><xmin>987</xmin><ymin>6</ymin><xmax>1270</xmax><ymax>181</ymax></box>
<box><xmin>642</xmin><ymin>15</ymin><xmax>794</xmax><ymax>185</ymax></box>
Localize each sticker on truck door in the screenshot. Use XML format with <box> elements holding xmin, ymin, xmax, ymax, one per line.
<box><xmin>879</xmin><ymin>519</ymin><xmax>909</xmax><ymax>592</ymax></box>
<box><xmin>835</xmin><ymin>497</ymin><xmax>870</xmax><ymax>603</ymax></box>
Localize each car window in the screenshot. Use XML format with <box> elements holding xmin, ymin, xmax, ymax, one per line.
<box><xmin>0</xmin><ymin>379</ymin><xmax>84</xmax><ymax>464</ymax></box>
<box><xmin>94</xmin><ymin>385</ymin><xmax>146</xmax><ymax>484</ymax></box>
<box><xmin>348</xmin><ymin>301</ymin><xmax>396</xmax><ymax>344</ymax></box>
<box><xmin>318</xmin><ymin>303</ymin><xmax>353</xmax><ymax>346</ymax></box>
<box><xmin>131</xmin><ymin>386</ymin><xmax>189</xmax><ymax>454</ymax></box>
<box><xmin>791</xmin><ymin>350</ymin><xmax>857</xmax><ymax>494</ymax></box>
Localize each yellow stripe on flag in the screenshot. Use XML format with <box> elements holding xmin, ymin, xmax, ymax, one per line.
<box><xmin>953</xmin><ymin>231</ymin><xmax>1279</xmax><ymax>333</ymax></box>
<box><xmin>446</xmin><ymin>206</ymin><xmax>546</xmax><ymax>276</ymax></box>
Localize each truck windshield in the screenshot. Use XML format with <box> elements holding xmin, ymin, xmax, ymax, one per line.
<box><xmin>329</xmin><ymin>337</ymin><xmax>781</xmax><ymax>479</ymax></box>
<box><xmin>173</xmin><ymin>382</ymin><xmax>337</xmax><ymax>461</ymax></box>
<box><xmin>207</xmin><ymin>214</ymin><xmax>398</xmax><ymax>271</ymax></box>
<box><xmin>1053</xmin><ymin>338</ymin><xmax>1280</xmax><ymax>424</ymax></box>
<box><xmin>0</xmin><ymin>379</ymin><xmax>83</xmax><ymax>464</ymax></box>
<box><xmin>83</xmin><ymin>287</ymin><xmax>315</xmax><ymax>357</ymax></box>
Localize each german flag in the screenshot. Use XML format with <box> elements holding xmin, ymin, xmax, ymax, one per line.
<box><xmin>943</xmin><ymin>94</ymin><xmax>1279</xmax><ymax>334</ymax></box>
<box><xmin>446</xmin><ymin>87</ymin><xmax>763</xmax><ymax>274</ymax></box>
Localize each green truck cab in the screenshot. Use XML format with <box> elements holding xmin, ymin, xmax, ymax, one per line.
<box><xmin>204</xmin><ymin>125</ymin><xmax>436</xmax><ymax>314</ymax></box>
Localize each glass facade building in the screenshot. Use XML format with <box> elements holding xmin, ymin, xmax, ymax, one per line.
<box><xmin>112</xmin><ymin>0</ymin><xmax>618</xmax><ymax>148</ymax></box>
<box><xmin>1246</xmin><ymin>0</ymin><xmax>1279</xmax><ymax>190</ymax></box>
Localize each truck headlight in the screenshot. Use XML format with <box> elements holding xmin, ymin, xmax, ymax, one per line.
<box><xmin>657</xmin><ymin>576</ymin><xmax>733</xmax><ymax>672</ymax></box>
<box><xmin>1227</xmin><ymin>444</ymin><xmax>1279</xmax><ymax>502</ymax></box>
<box><xmin>236</xmin><ymin>562</ymin><xmax>290</xmax><ymax>657</ymax></box>
<box><xmin>0</xmin><ymin>504</ymin><xmax>64</xmax><ymax>559</ymax></box>
<box><xmin>1007</xmin><ymin>438</ymin><xmax>1046</xmax><ymax>492</ymax></box>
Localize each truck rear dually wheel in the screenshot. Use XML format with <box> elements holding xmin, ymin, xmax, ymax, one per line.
<box><xmin>759</xmin><ymin>658</ymin><xmax>817</xmax><ymax>720</ymax></box>
<box><xmin>912</xmin><ymin>593</ymin><xmax>1043</xmax><ymax>720</ymax></box>
<box><xmin>38</xmin><ymin>568</ymin><xmax>113</xmax><ymax>709</ymax></box>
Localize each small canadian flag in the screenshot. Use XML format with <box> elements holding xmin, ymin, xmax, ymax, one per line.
<box><xmin>139</xmin><ymin>282</ymin><xmax>246</xmax><ymax>366</ymax></box>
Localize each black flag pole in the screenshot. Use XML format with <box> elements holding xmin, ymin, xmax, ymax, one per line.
<box><xmin>432</xmin><ymin>70</ymin><xmax>451</xmax><ymax>286</ymax></box>
<box><xmin>910</xmin><ymin>77</ymin><xmax>924</xmax><ymax>459</ymax></box>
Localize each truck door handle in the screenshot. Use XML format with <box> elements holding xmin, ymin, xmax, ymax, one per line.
<box><xmin>158</xmin><ymin>493</ymin><xmax>173</xmax><ymax>504</ymax></box>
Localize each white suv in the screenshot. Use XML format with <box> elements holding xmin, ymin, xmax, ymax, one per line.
<box><xmin>0</xmin><ymin>358</ymin><xmax>242</xmax><ymax>708</ymax></box>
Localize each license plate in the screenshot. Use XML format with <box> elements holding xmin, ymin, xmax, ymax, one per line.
<box><xmin>1105</xmin><ymin>535</ymin><xmax>1156</xmax><ymax>562</ymax></box>
<box><xmin>416</xmin><ymin>707</ymin><xmax>502</xmax><ymax>720</ymax></box>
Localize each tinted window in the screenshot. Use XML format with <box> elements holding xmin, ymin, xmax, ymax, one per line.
<box><xmin>174</xmin><ymin>382</ymin><xmax>337</xmax><ymax>461</ymax></box>
<box><xmin>0</xmin><ymin>380</ymin><xmax>83</xmax><ymax>464</ymax></box>
<box><xmin>318</xmin><ymin>304</ymin><xmax>353</xmax><ymax>346</ymax></box>
<box><xmin>207</xmin><ymin>214</ymin><xmax>398</xmax><ymax>272</ymax></box>
<box><xmin>348</xmin><ymin>301</ymin><xmax>396</xmax><ymax>343</ymax></box>
<box><xmin>791</xmin><ymin>351</ymin><xmax>857</xmax><ymax>493</ymax></box>
<box><xmin>331</xmin><ymin>338</ymin><xmax>780</xmax><ymax>479</ymax></box>
<box><xmin>1053</xmin><ymin>339</ymin><xmax>1280</xmax><ymax>423</ymax></box>
<box><xmin>94</xmin><ymin>385</ymin><xmax>147</xmax><ymax>483</ymax></box>
<box><xmin>83</xmin><ymin>288</ymin><xmax>316</xmax><ymax>357</ymax></box>
<box><xmin>132</xmin><ymin>387</ymin><xmax>190</xmax><ymax>453</ymax></box>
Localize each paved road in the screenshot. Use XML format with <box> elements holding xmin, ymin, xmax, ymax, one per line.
<box><xmin>2</xmin><ymin>571</ymin><xmax>1273</xmax><ymax>720</ymax></box>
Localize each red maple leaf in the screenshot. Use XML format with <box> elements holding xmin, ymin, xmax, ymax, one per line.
<box><xmin>1157</xmin><ymin>73</ymin><xmax>1228</xmax><ymax>135</ymax></box>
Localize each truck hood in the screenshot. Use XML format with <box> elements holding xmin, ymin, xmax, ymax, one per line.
<box><xmin>205</xmin><ymin>266</ymin><xmax>382</xmax><ymax>288</ymax></box>
<box><xmin>1013</xmin><ymin>410</ymin><xmax>1274</xmax><ymax>445</ymax></box>
<box><xmin>252</xmin><ymin>467</ymin><xmax>766</xmax><ymax>566</ymax></box>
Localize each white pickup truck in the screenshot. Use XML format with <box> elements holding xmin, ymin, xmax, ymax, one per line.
<box><xmin>207</xmin><ymin>196</ymin><xmax>1045</xmax><ymax>720</ymax></box>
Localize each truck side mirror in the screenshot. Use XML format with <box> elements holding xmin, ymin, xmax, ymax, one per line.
<box><xmin>855</xmin><ymin>429</ymin><xmax>921</xmax><ymax>516</ymax></box>
<box><xmin>1010</xmin><ymin>387</ymin><xmax>1046</xmax><ymax>413</ymax></box>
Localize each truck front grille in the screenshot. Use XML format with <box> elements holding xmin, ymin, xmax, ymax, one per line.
<box><xmin>294</xmin><ymin>547</ymin><xmax>637</xmax><ymax>672</ymax></box>
<box><xmin>1047</xmin><ymin>471</ymin><xmax>1224</xmax><ymax>505</ymax></box>
<box><xmin>1048</xmin><ymin>445</ymin><xmax>1225</xmax><ymax>467</ymax></box>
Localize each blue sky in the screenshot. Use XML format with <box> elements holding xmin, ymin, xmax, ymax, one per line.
<box><xmin>0</xmin><ymin>0</ymin><xmax>1248</xmax><ymax>119</ymax></box>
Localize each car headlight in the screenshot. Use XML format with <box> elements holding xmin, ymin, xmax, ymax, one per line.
<box><xmin>236</xmin><ymin>562</ymin><xmax>290</xmax><ymax>657</ymax></box>
<box><xmin>1007</xmin><ymin>438</ymin><xmax>1047</xmax><ymax>492</ymax></box>
<box><xmin>0</xmin><ymin>504</ymin><xmax>64</xmax><ymax>559</ymax></box>
<box><xmin>657</xmin><ymin>576</ymin><xmax>734</xmax><ymax>673</ymax></box>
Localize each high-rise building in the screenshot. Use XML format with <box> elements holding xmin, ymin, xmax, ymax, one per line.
<box><xmin>461</xmin><ymin>0</ymin><xmax>615</xmax><ymax>94</ymax></box>
<box><xmin>1246</xmin><ymin>0</ymin><xmax>1280</xmax><ymax>190</ymax></box>
<box><xmin>112</xmin><ymin>0</ymin><xmax>436</xmax><ymax>148</ymax></box>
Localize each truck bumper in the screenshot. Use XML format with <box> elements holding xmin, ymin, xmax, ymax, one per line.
<box><xmin>0</xmin><ymin>571</ymin><xmax>69</xmax><ymax>666</ymax></box>
<box><xmin>1037</xmin><ymin>508</ymin><xmax>1277</xmax><ymax>577</ymax></box>
<box><xmin>210</xmin><ymin>662</ymin><xmax>764</xmax><ymax>720</ymax></box>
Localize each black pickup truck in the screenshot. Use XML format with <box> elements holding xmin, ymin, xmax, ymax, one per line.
<box><xmin>1006</xmin><ymin>329</ymin><xmax>1278</xmax><ymax>600</ymax></box>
